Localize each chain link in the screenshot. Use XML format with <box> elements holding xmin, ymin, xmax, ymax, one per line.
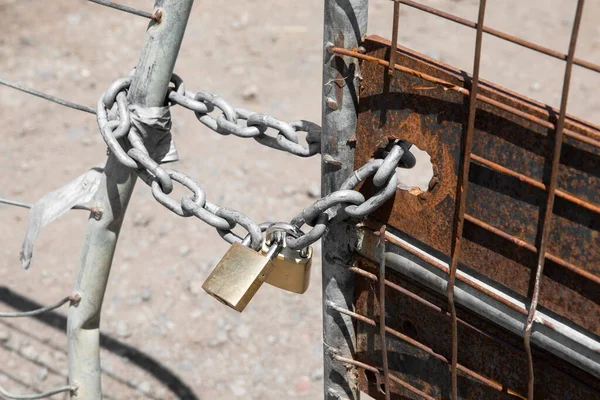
<box><xmin>168</xmin><ymin>83</ymin><xmax>322</xmax><ymax>157</ymax></box>
<box><xmin>97</xmin><ymin>74</ymin><xmax>414</xmax><ymax>252</ymax></box>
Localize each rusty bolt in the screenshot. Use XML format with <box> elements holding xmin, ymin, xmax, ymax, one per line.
<box><xmin>69</xmin><ymin>293</ymin><xmax>82</xmax><ymax>305</ymax></box>
<box><xmin>90</xmin><ymin>207</ymin><xmax>103</xmax><ymax>221</ymax></box>
<box><xmin>152</xmin><ymin>8</ymin><xmax>163</xmax><ymax>23</ymax></box>
<box><xmin>325</xmin><ymin>97</ymin><xmax>339</xmax><ymax>110</ymax></box>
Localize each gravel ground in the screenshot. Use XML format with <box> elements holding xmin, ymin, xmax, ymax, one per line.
<box><xmin>0</xmin><ymin>0</ymin><xmax>598</xmax><ymax>399</ymax></box>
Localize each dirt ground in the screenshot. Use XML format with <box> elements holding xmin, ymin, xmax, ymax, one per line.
<box><xmin>0</xmin><ymin>0</ymin><xmax>599</xmax><ymax>399</ymax></box>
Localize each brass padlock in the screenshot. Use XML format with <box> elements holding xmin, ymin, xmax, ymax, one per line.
<box><xmin>202</xmin><ymin>240</ymin><xmax>283</xmax><ymax>312</ymax></box>
<box><xmin>261</xmin><ymin>223</ymin><xmax>313</xmax><ymax>294</ymax></box>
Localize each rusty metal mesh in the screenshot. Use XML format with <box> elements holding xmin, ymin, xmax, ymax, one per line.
<box><xmin>327</xmin><ymin>0</ymin><xmax>599</xmax><ymax>399</ymax></box>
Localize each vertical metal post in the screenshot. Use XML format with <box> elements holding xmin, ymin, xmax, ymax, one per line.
<box><xmin>67</xmin><ymin>1</ymin><xmax>194</xmax><ymax>399</ymax></box>
<box><xmin>321</xmin><ymin>1</ymin><xmax>368</xmax><ymax>399</ymax></box>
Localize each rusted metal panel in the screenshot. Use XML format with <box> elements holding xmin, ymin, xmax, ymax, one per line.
<box><xmin>354</xmin><ymin>35</ymin><xmax>600</xmax><ymax>335</ymax></box>
<box><xmin>353</xmin><ymin>255</ymin><xmax>600</xmax><ymax>399</ymax></box>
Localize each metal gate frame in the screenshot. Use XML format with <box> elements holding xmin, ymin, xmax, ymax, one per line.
<box><xmin>320</xmin><ymin>1</ymin><xmax>599</xmax><ymax>399</ymax></box>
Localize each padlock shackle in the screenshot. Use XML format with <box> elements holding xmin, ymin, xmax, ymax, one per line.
<box><xmin>265</xmin><ymin>222</ymin><xmax>304</xmax><ymax>239</ymax></box>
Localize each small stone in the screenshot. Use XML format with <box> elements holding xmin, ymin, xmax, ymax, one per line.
<box><xmin>266</xmin><ymin>335</ymin><xmax>278</xmax><ymax>344</ymax></box>
<box><xmin>310</xmin><ymin>367</ymin><xmax>324</xmax><ymax>381</ymax></box>
<box><xmin>217</xmin><ymin>317</ymin><xmax>229</xmax><ymax>329</ymax></box>
<box><xmin>530</xmin><ymin>81</ymin><xmax>542</xmax><ymax>92</ymax></box>
<box><xmin>198</xmin><ymin>261</ymin><xmax>211</xmax><ymax>272</ymax></box>
<box><xmin>179</xmin><ymin>246</ymin><xmax>191</xmax><ymax>257</ymax></box>
<box><xmin>229</xmin><ymin>381</ymin><xmax>247</xmax><ymax>397</ymax></box>
<box><xmin>158</xmin><ymin>224</ymin><xmax>169</xmax><ymax>237</ymax></box>
<box><xmin>36</xmin><ymin>367</ymin><xmax>48</xmax><ymax>382</ymax></box>
<box><xmin>178</xmin><ymin>360</ymin><xmax>193</xmax><ymax>371</ymax></box>
<box><xmin>81</xmin><ymin>135</ymin><xmax>93</xmax><ymax>147</ymax></box>
<box><xmin>67</xmin><ymin>14</ymin><xmax>81</xmax><ymax>25</ymax></box>
<box><xmin>241</xmin><ymin>85</ymin><xmax>258</xmax><ymax>101</ymax></box>
<box><xmin>0</xmin><ymin>330</ymin><xmax>10</xmax><ymax>342</ymax></box>
<box><xmin>66</xmin><ymin>126</ymin><xmax>87</xmax><ymax>140</ymax></box>
<box><xmin>283</xmin><ymin>185</ymin><xmax>296</xmax><ymax>196</ymax></box>
<box><xmin>116</xmin><ymin>321</ymin><xmax>131</xmax><ymax>339</ymax></box>
<box><xmin>53</xmin><ymin>351</ymin><xmax>66</xmax><ymax>362</ymax></box>
<box><xmin>141</xmin><ymin>288</ymin><xmax>152</xmax><ymax>302</ymax></box>
<box><xmin>230</xmin><ymin>65</ymin><xmax>246</xmax><ymax>76</ymax></box>
<box><xmin>132</xmin><ymin>212</ymin><xmax>152</xmax><ymax>227</ymax></box>
<box><xmin>188</xmin><ymin>280</ymin><xmax>203</xmax><ymax>295</ymax></box>
<box><xmin>295</xmin><ymin>376</ymin><xmax>311</xmax><ymax>392</ymax></box>
<box><xmin>5</xmin><ymin>336</ymin><xmax>20</xmax><ymax>351</ymax></box>
<box><xmin>19</xmin><ymin>36</ymin><xmax>33</xmax><ymax>46</ymax></box>
<box><xmin>208</xmin><ymin>331</ymin><xmax>228</xmax><ymax>347</ymax></box>
<box><xmin>307</xmin><ymin>185</ymin><xmax>320</xmax><ymax>199</ymax></box>
<box><xmin>21</xmin><ymin>344</ymin><xmax>39</xmax><ymax>361</ymax></box>
<box><xmin>138</xmin><ymin>381</ymin><xmax>151</xmax><ymax>394</ymax></box>
<box><xmin>235</xmin><ymin>324</ymin><xmax>251</xmax><ymax>340</ymax></box>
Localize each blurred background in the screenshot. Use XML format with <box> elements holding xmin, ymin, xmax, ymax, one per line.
<box><xmin>0</xmin><ymin>0</ymin><xmax>599</xmax><ymax>398</ymax></box>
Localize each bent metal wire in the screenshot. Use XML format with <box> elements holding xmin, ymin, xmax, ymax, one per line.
<box><xmin>96</xmin><ymin>74</ymin><xmax>413</xmax><ymax>251</ymax></box>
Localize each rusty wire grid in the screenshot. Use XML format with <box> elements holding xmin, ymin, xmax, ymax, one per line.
<box><xmin>325</xmin><ymin>0</ymin><xmax>599</xmax><ymax>399</ymax></box>
<box><xmin>2</xmin><ymin>0</ymin><xmax>599</xmax><ymax>398</ymax></box>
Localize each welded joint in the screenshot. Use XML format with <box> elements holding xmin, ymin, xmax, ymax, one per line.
<box><xmin>326</xmin><ymin>97</ymin><xmax>339</xmax><ymax>110</ymax></box>
<box><xmin>323</xmin><ymin>154</ymin><xmax>343</xmax><ymax>167</ymax></box>
<box><xmin>90</xmin><ymin>206</ymin><xmax>103</xmax><ymax>221</ymax></box>
<box><xmin>325</xmin><ymin>42</ymin><xmax>336</xmax><ymax>54</ymax></box>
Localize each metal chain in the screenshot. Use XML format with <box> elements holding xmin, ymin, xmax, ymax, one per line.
<box><xmin>167</xmin><ymin>74</ymin><xmax>322</xmax><ymax>158</ymax></box>
<box><xmin>97</xmin><ymin>75</ymin><xmax>412</xmax><ymax>251</ymax></box>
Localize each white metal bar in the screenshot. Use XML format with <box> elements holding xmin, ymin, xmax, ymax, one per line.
<box><xmin>66</xmin><ymin>1</ymin><xmax>194</xmax><ymax>398</ymax></box>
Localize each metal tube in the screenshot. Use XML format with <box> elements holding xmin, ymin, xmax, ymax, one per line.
<box><xmin>321</xmin><ymin>1</ymin><xmax>368</xmax><ymax>399</ymax></box>
<box><xmin>326</xmin><ymin>301</ymin><xmax>515</xmax><ymax>395</ymax></box>
<box><xmin>66</xmin><ymin>1</ymin><xmax>194</xmax><ymax>399</ymax></box>
<box><xmin>355</xmin><ymin>228</ymin><xmax>600</xmax><ymax>379</ymax></box>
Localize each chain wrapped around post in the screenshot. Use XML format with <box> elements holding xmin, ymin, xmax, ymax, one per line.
<box><xmin>97</xmin><ymin>74</ymin><xmax>413</xmax><ymax>250</ymax></box>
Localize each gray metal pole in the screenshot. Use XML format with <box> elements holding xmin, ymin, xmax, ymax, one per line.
<box><xmin>321</xmin><ymin>1</ymin><xmax>369</xmax><ymax>399</ymax></box>
<box><xmin>67</xmin><ymin>1</ymin><xmax>194</xmax><ymax>398</ymax></box>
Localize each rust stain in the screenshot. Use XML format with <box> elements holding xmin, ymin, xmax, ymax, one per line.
<box><xmin>353</xmin><ymin>255</ymin><xmax>600</xmax><ymax>399</ymax></box>
<box><xmin>353</xmin><ymin>35</ymin><xmax>600</xmax><ymax>336</ymax></box>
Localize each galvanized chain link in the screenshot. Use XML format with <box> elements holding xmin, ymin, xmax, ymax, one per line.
<box><xmin>97</xmin><ymin>75</ymin><xmax>412</xmax><ymax>251</ymax></box>
<box><xmin>167</xmin><ymin>74</ymin><xmax>322</xmax><ymax>158</ymax></box>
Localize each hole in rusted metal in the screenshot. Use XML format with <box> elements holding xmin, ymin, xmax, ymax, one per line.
<box><xmin>396</xmin><ymin>145</ymin><xmax>434</xmax><ymax>195</ymax></box>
